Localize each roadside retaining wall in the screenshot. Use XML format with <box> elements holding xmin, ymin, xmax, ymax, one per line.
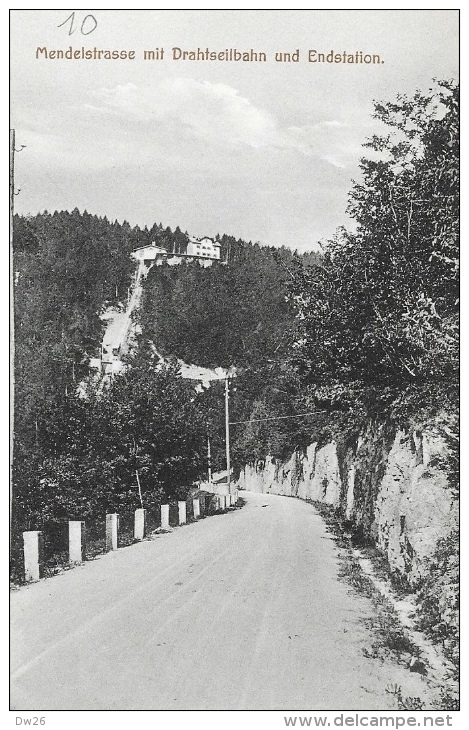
<box><xmin>233</xmin><ymin>421</ymin><xmax>458</xmax><ymax>588</ymax></box>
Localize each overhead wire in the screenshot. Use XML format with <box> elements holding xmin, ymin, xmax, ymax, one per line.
<box><xmin>229</xmin><ymin>412</ymin><xmax>316</xmax><ymax>425</ymax></box>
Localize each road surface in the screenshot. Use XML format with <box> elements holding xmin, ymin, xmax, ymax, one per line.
<box><xmin>11</xmin><ymin>492</ymin><xmax>426</xmax><ymax>710</ymax></box>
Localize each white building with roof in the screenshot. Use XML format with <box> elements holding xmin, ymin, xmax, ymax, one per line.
<box><xmin>186</xmin><ymin>236</ymin><xmax>221</xmax><ymax>260</ymax></box>
<box><xmin>130</xmin><ymin>238</ymin><xmax>223</xmax><ymax>270</ymax></box>
<box><xmin>131</xmin><ymin>242</ymin><xmax>168</xmax><ymax>263</ymax></box>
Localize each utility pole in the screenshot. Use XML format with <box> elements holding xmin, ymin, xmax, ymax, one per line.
<box><xmin>10</xmin><ymin>130</ymin><xmax>15</xmax><ymax>230</ymax></box>
<box><xmin>207</xmin><ymin>435</ymin><xmax>213</xmax><ymax>487</ymax></box>
<box><xmin>225</xmin><ymin>375</ymin><xmax>231</xmax><ymax>492</ymax></box>
<box><xmin>10</xmin><ymin>130</ymin><xmax>16</xmax><ymax>525</ymax></box>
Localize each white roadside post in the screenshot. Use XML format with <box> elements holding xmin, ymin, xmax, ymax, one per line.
<box><xmin>23</xmin><ymin>531</ymin><xmax>44</xmax><ymax>583</ymax></box>
<box><xmin>69</xmin><ymin>521</ymin><xmax>86</xmax><ymax>563</ymax></box>
<box><xmin>193</xmin><ymin>498</ymin><xmax>200</xmax><ymax>519</ymax></box>
<box><xmin>178</xmin><ymin>501</ymin><xmax>187</xmax><ymax>525</ymax></box>
<box><xmin>106</xmin><ymin>513</ymin><xmax>119</xmax><ymax>551</ymax></box>
<box><xmin>161</xmin><ymin>504</ymin><xmax>170</xmax><ymax>529</ymax></box>
<box><xmin>134</xmin><ymin>508</ymin><xmax>147</xmax><ymax>541</ymax></box>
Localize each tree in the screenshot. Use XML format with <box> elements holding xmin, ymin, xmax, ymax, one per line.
<box><xmin>93</xmin><ymin>351</ymin><xmax>207</xmax><ymax>503</ymax></box>
<box><xmin>139</xmin><ymin>242</ymin><xmax>303</xmax><ymax>369</ymax></box>
<box><xmin>13</xmin><ymin>349</ymin><xmax>209</xmax><ymax>532</ymax></box>
<box><xmin>288</xmin><ymin>81</ymin><xmax>459</xmax><ymax>419</ymax></box>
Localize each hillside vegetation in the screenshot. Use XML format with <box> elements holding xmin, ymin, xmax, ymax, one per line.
<box><xmin>12</xmin><ymin>208</ymin><xmax>317</xmax><ymax>552</ymax></box>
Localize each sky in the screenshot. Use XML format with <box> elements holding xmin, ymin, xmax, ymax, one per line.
<box><xmin>10</xmin><ymin>9</ymin><xmax>459</xmax><ymax>252</ymax></box>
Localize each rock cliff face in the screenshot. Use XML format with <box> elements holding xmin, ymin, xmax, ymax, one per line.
<box><xmin>233</xmin><ymin>422</ymin><xmax>458</xmax><ymax>589</ymax></box>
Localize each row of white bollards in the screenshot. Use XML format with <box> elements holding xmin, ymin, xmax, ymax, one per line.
<box><xmin>21</xmin><ymin>491</ymin><xmax>239</xmax><ymax>583</ymax></box>
<box><xmin>214</xmin><ymin>493</ymin><xmax>237</xmax><ymax>510</ymax></box>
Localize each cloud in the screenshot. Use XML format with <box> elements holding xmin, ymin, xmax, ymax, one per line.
<box><xmin>90</xmin><ymin>79</ymin><xmax>279</xmax><ymax>149</ymax></box>
<box><xmin>280</xmin><ymin>121</ymin><xmax>363</xmax><ymax>168</ymax></box>
<box><xmin>88</xmin><ymin>79</ymin><xmax>364</xmax><ymax>168</ymax></box>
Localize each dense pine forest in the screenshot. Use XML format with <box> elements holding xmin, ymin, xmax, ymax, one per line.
<box><xmin>12</xmin><ymin>82</ymin><xmax>458</xmax><ymax>586</ymax></box>
<box><xmin>12</xmin><ymin>209</ymin><xmax>318</xmax><ymax>551</ymax></box>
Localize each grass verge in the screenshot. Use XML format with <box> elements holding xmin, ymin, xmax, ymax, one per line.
<box><xmin>311</xmin><ymin>501</ymin><xmax>459</xmax><ymax>711</ymax></box>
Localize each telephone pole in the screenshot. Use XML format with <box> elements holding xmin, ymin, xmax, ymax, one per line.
<box><xmin>225</xmin><ymin>375</ymin><xmax>231</xmax><ymax>492</ymax></box>
<box><xmin>10</xmin><ymin>129</ymin><xmax>25</xmax><ymax>523</ymax></box>
<box><xmin>10</xmin><ymin>129</ymin><xmax>16</xmax><ymax>523</ymax></box>
<box><xmin>207</xmin><ymin>434</ymin><xmax>213</xmax><ymax>486</ymax></box>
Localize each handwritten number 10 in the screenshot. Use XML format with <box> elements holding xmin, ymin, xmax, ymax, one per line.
<box><xmin>58</xmin><ymin>12</ymin><xmax>97</xmax><ymax>36</ymax></box>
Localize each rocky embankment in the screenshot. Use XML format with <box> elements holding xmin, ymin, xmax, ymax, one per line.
<box><xmin>233</xmin><ymin>419</ymin><xmax>459</xmax><ymax>665</ymax></box>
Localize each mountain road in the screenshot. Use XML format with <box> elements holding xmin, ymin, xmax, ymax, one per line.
<box><xmin>11</xmin><ymin>491</ymin><xmax>427</xmax><ymax>711</ymax></box>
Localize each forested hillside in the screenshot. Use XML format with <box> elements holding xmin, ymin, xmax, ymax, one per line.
<box><xmin>139</xmin><ymin>244</ymin><xmax>309</xmax><ymax>368</ymax></box>
<box><xmin>13</xmin><ymin>214</ymin><xmax>172</xmax><ymax>532</ymax></box>
<box><xmin>12</xmin><ymin>208</ymin><xmax>318</xmax><ymax>550</ymax></box>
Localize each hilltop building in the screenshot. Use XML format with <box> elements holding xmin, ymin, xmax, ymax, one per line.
<box><xmin>186</xmin><ymin>236</ymin><xmax>221</xmax><ymax>260</ymax></box>
<box><xmin>131</xmin><ymin>237</ymin><xmax>223</xmax><ymax>269</ymax></box>
<box><xmin>131</xmin><ymin>243</ymin><xmax>168</xmax><ymax>264</ymax></box>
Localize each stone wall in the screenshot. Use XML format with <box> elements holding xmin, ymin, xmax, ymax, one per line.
<box><xmin>233</xmin><ymin>421</ymin><xmax>458</xmax><ymax>588</ymax></box>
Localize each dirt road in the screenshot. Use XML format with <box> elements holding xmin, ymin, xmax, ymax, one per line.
<box><xmin>11</xmin><ymin>491</ymin><xmax>425</xmax><ymax>710</ymax></box>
